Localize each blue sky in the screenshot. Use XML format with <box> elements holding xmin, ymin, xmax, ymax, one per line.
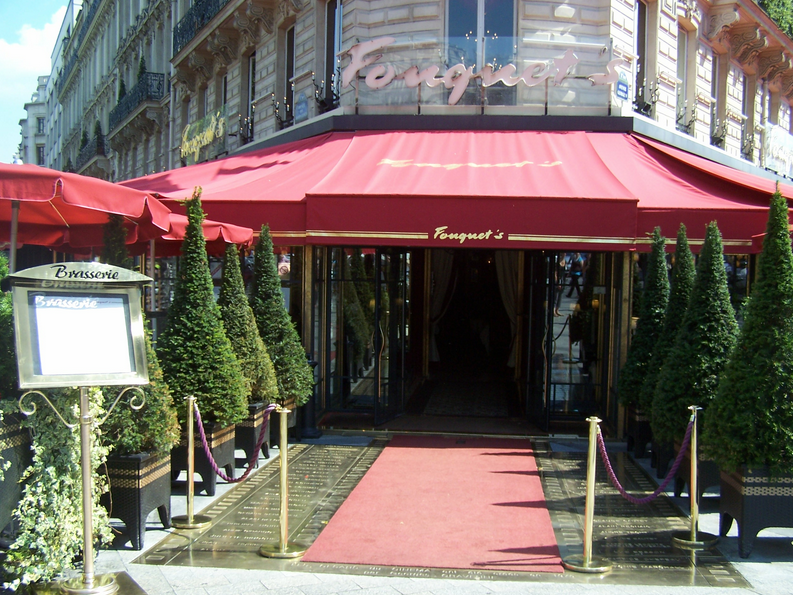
<box><xmin>0</xmin><ymin>1</ymin><xmax>68</xmax><ymax>163</ymax></box>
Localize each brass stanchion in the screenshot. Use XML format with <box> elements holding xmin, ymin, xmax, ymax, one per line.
<box><xmin>562</xmin><ymin>416</ymin><xmax>612</xmax><ymax>573</ymax></box>
<box><xmin>672</xmin><ymin>406</ymin><xmax>718</xmax><ymax>549</ymax></box>
<box><xmin>172</xmin><ymin>396</ymin><xmax>212</xmax><ymax>530</ymax></box>
<box><xmin>259</xmin><ymin>406</ymin><xmax>306</xmax><ymax>558</ymax></box>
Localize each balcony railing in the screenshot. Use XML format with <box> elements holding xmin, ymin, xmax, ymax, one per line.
<box><xmin>109</xmin><ymin>73</ymin><xmax>166</xmax><ymax>132</ymax></box>
<box><xmin>173</xmin><ymin>0</ymin><xmax>232</xmax><ymax>57</ymax></box>
<box><xmin>57</xmin><ymin>0</ymin><xmax>105</xmax><ymax>95</ymax></box>
<box><xmin>75</xmin><ymin>133</ymin><xmax>108</xmax><ymax>171</ymax></box>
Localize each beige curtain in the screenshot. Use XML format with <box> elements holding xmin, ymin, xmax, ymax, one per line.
<box><xmin>495</xmin><ymin>250</ymin><xmax>519</xmax><ymax>367</ymax></box>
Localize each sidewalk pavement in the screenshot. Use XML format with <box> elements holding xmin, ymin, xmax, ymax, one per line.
<box><xmin>83</xmin><ymin>434</ymin><xmax>793</xmax><ymax>595</ymax></box>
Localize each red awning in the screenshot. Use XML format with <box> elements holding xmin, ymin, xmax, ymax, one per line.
<box><xmin>120</xmin><ymin>129</ymin><xmax>792</xmax><ymax>253</ymax></box>
<box><xmin>121</xmin><ymin>132</ymin><xmax>354</xmax><ymax>244</ymax></box>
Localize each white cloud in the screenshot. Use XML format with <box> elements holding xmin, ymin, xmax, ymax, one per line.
<box><xmin>0</xmin><ymin>7</ymin><xmax>66</xmax><ymax>162</ymax></box>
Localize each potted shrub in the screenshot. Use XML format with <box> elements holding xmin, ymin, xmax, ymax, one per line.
<box><xmin>218</xmin><ymin>244</ymin><xmax>279</xmax><ymax>464</ymax></box>
<box><xmin>250</xmin><ymin>225</ymin><xmax>313</xmax><ymax>437</ymax></box>
<box><xmin>618</xmin><ymin>228</ymin><xmax>669</xmax><ymax>457</ymax></box>
<box><xmin>646</xmin><ymin>224</ymin><xmax>695</xmax><ymax>477</ymax></box>
<box><xmin>704</xmin><ymin>187</ymin><xmax>793</xmax><ymax>558</ymax></box>
<box><xmin>157</xmin><ymin>190</ymin><xmax>249</xmax><ymax>496</ymax></box>
<box><xmin>96</xmin><ymin>213</ymin><xmax>180</xmax><ymax>550</ymax></box>
<box><xmin>1</xmin><ymin>388</ymin><xmax>112</xmax><ymax>592</ymax></box>
<box><xmin>653</xmin><ymin>221</ymin><xmax>738</xmax><ymax>499</ymax></box>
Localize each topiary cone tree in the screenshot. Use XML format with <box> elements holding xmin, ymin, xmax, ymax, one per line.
<box><xmin>618</xmin><ymin>227</ymin><xmax>669</xmax><ymax>408</ymax></box>
<box><xmin>652</xmin><ymin>221</ymin><xmax>739</xmax><ymax>445</ymax></box>
<box><xmin>218</xmin><ymin>243</ymin><xmax>279</xmax><ymax>405</ymax></box>
<box><xmin>704</xmin><ymin>187</ymin><xmax>793</xmax><ymax>475</ymax></box>
<box><xmin>647</xmin><ymin>224</ymin><xmax>696</xmax><ymax>429</ymax></box>
<box><xmin>250</xmin><ymin>225</ymin><xmax>313</xmax><ymax>408</ymax></box>
<box><xmin>156</xmin><ymin>189</ymin><xmax>248</xmax><ymax>426</ymax></box>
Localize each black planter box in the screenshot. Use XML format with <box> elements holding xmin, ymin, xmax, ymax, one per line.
<box><xmin>235</xmin><ymin>403</ymin><xmax>271</xmax><ymax>465</ymax></box>
<box><xmin>0</xmin><ymin>414</ymin><xmax>32</xmax><ymax>537</ymax></box>
<box><xmin>720</xmin><ymin>466</ymin><xmax>793</xmax><ymax>558</ymax></box>
<box><xmin>625</xmin><ymin>406</ymin><xmax>652</xmax><ymax>458</ymax></box>
<box><xmin>100</xmin><ymin>452</ymin><xmax>171</xmax><ymax>550</ymax></box>
<box><xmin>651</xmin><ymin>440</ymin><xmax>674</xmax><ymax>479</ymax></box>
<box><xmin>673</xmin><ymin>441</ymin><xmax>720</xmax><ymax>499</ymax></box>
<box><xmin>171</xmin><ymin>422</ymin><xmax>235</xmax><ymax>497</ymax></box>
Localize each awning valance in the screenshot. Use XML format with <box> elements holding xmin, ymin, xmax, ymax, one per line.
<box><xmin>120</xmin><ymin>129</ymin><xmax>793</xmax><ymax>252</ymax></box>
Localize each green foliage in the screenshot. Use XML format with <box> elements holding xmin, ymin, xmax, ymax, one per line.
<box><xmin>101</xmin><ymin>214</ymin><xmax>132</xmax><ymax>270</ymax></box>
<box><xmin>652</xmin><ymin>222</ymin><xmax>739</xmax><ymax>444</ymax></box>
<box><xmin>118</xmin><ymin>78</ymin><xmax>126</xmax><ymax>101</ymax></box>
<box><xmin>704</xmin><ymin>189</ymin><xmax>793</xmax><ymax>474</ymax></box>
<box><xmin>250</xmin><ymin>225</ymin><xmax>313</xmax><ymax>407</ymax></box>
<box><xmin>218</xmin><ymin>244</ymin><xmax>278</xmax><ymax>405</ymax></box>
<box><xmin>93</xmin><ymin>119</ymin><xmax>102</xmax><ymax>138</ymax></box>
<box><xmin>103</xmin><ymin>330</ymin><xmax>180</xmax><ymax>457</ymax></box>
<box><xmin>2</xmin><ymin>388</ymin><xmax>112</xmax><ymax>591</ymax></box>
<box><xmin>618</xmin><ymin>228</ymin><xmax>669</xmax><ymax>407</ymax></box>
<box><xmin>80</xmin><ymin>129</ymin><xmax>89</xmax><ymax>150</ymax></box>
<box><xmin>0</xmin><ymin>253</ymin><xmax>18</xmax><ymax>401</ymax></box>
<box><xmin>156</xmin><ymin>190</ymin><xmax>248</xmax><ymax>426</ymax></box>
<box><xmin>647</xmin><ymin>224</ymin><xmax>696</xmax><ymax>433</ymax></box>
<box><xmin>64</xmin><ymin>157</ymin><xmax>74</xmax><ymax>173</ymax></box>
<box><xmin>760</xmin><ymin>0</ymin><xmax>793</xmax><ymax>39</ymax></box>
<box><xmin>137</xmin><ymin>56</ymin><xmax>147</xmax><ymax>81</ymax></box>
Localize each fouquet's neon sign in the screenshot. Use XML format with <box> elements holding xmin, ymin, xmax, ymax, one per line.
<box><xmin>342</xmin><ymin>37</ymin><xmax>625</xmax><ymax>105</ymax></box>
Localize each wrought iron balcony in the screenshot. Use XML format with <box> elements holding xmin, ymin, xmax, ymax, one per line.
<box><xmin>75</xmin><ymin>133</ymin><xmax>108</xmax><ymax>172</ymax></box>
<box><xmin>109</xmin><ymin>73</ymin><xmax>166</xmax><ymax>132</ymax></box>
<box><xmin>173</xmin><ymin>0</ymin><xmax>232</xmax><ymax>57</ymax></box>
<box><xmin>56</xmin><ymin>0</ymin><xmax>105</xmax><ymax>95</ymax></box>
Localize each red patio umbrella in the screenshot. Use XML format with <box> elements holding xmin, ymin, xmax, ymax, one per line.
<box><xmin>126</xmin><ymin>212</ymin><xmax>254</xmax><ymax>257</ymax></box>
<box><xmin>0</xmin><ymin>163</ymin><xmax>172</xmax><ymax>272</ymax></box>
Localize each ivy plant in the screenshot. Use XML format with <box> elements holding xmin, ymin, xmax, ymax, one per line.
<box><xmin>2</xmin><ymin>388</ymin><xmax>112</xmax><ymax>591</ymax></box>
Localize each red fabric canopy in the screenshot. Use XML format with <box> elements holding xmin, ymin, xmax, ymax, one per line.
<box><xmin>119</xmin><ymin>129</ymin><xmax>791</xmax><ymax>253</ymax></box>
<box><xmin>126</xmin><ymin>212</ymin><xmax>254</xmax><ymax>257</ymax></box>
<box><xmin>0</xmin><ymin>163</ymin><xmax>171</xmax><ymax>248</ymax></box>
<box><xmin>121</xmin><ymin>133</ymin><xmax>354</xmax><ymax>244</ymax></box>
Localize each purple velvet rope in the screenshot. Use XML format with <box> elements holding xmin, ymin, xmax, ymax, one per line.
<box><xmin>597</xmin><ymin>416</ymin><xmax>695</xmax><ymax>505</ymax></box>
<box><xmin>193</xmin><ymin>402</ymin><xmax>277</xmax><ymax>484</ymax></box>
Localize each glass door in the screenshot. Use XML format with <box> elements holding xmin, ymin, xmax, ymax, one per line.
<box><xmin>374</xmin><ymin>248</ymin><xmax>409</xmax><ymax>424</ymax></box>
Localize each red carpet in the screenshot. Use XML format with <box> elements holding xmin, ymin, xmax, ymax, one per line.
<box><xmin>303</xmin><ymin>435</ymin><xmax>563</xmax><ymax>573</ymax></box>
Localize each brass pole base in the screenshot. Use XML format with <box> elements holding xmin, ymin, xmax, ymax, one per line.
<box><xmin>171</xmin><ymin>514</ymin><xmax>213</xmax><ymax>530</ymax></box>
<box><xmin>59</xmin><ymin>574</ymin><xmax>119</xmax><ymax>595</ymax></box>
<box><xmin>258</xmin><ymin>543</ymin><xmax>307</xmax><ymax>559</ymax></box>
<box><xmin>562</xmin><ymin>555</ymin><xmax>613</xmax><ymax>573</ymax></box>
<box><xmin>671</xmin><ymin>531</ymin><xmax>719</xmax><ymax>550</ymax></box>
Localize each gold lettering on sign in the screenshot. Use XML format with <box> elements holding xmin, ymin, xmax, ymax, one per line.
<box><xmin>434</xmin><ymin>226</ymin><xmax>505</xmax><ymax>244</ymax></box>
<box><xmin>379</xmin><ymin>158</ymin><xmax>561</xmax><ymax>170</ymax></box>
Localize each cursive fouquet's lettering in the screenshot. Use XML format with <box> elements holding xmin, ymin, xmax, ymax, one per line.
<box><xmin>50</xmin><ymin>265</ymin><xmax>119</xmax><ymax>280</ymax></box>
<box><xmin>434</xmin><ymin>226</ymin><xmax>504</xmax><ymax>244</ymax></box>
<box><xmin>342</xmin><ymin>37</ymin><xmax>627</xmax><ymax>105</ymax></box>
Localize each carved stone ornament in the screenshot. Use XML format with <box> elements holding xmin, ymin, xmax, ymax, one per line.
<box><xmin>758</xmin><ymin>49</ymin><xmax>791</xmax><ymax>84</ymax></box>
<box><xmin>780</xmin><ymin>72</ymin><xmax>793</xmax><ymax>99</ymax></box>
<box><xmin>681</xmin><ymin>0</ymin><xmax>701</xmax><ymax>27</ymax></box>
<box><xmin>207</xmin><ymin>30</ymin><xmax>237</xmax><ymax>67</ymax></box>
<box><xmin>234</xmin><ymin>11</ymin><xmax>259</xmax><ymax>55</ymax></box>
<box><xmin>728</xmin><ymin>25</ymin><xmax>767</xmax><ymax>66</ymax></box>
<box><xmin>188</xmin><ymin>52</ymin><xmax>213</xmax><ymax>85</ymax></box>
<box><xmin>247</xmin><ymin>2</ymin><xmax>275</xmax><ymax>35</ymax></box>
<box><xmin>175</xmin><ymin>67</ymin><xmax>197</xmax><ymax>94</ymax></box>
<box><xmin>708</xmin><ymin>5</ymin><xmax>740</xmax><ymax>41</ymax></box>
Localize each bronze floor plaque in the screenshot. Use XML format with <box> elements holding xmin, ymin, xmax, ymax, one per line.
<box><xmin>135</xmin><ymin>439</ymin><xmax>749</xmax><ymax>587</ymax></box>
